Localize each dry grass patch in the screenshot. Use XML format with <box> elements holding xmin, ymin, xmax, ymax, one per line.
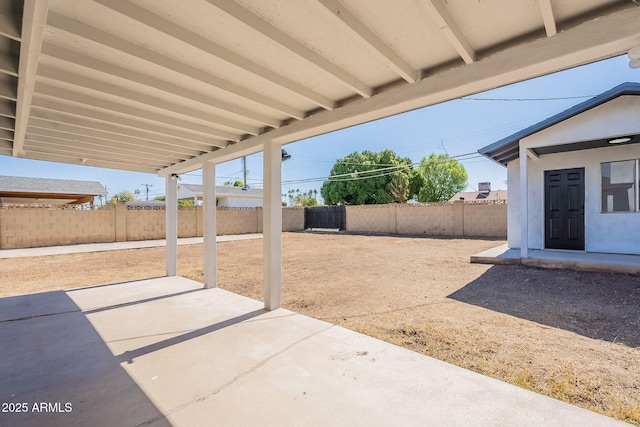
<box><xmin>1</xmin><ymin>232</ymin><xmax>639</xmax><ymax>425</ymax></box>
<box><xmin>374</xmin><ymin>323</ymin><xmax>639</xmax><ymax>425</ymax></box>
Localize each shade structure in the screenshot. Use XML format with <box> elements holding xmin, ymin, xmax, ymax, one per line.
<box><xmin>0</xmin><ymin>0</ymin><xmax>638</xmax><ymax>174</ymax></box>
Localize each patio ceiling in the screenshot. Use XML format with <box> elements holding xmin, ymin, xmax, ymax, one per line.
<box><xmin>1</xmin><ymin>0</ymin><xmax>639</xmax><ymax>175</ymax></box>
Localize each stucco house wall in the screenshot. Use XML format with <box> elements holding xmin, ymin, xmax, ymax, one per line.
<box><xmin>217</xmin><ymin>196</ymin><xmax>263</xmax><ymax>208</ymax></box>
<box><xmin>507</xmin><ymin>95</ymin><xmax>640</xmax><ymax>255</ymax></box>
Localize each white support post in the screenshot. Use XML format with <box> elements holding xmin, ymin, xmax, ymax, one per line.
<box><xmin>519</xmin><ymin>145</ymin><xmax>528</xmax><ymax>259</ymax></box>
<box><xmin>166</xmin><ymin>174</ymin><xmax>178</xmax><ymax>276</ymax></box>
<box><xmin>203</xmin><ymin>162</ymin><xmax>217</xmax><ymax>288</ymax></box>
<box><xmin>263</xmin><ymin>141</ymin><xmax>282</xmax><ymax>310</ymax></box>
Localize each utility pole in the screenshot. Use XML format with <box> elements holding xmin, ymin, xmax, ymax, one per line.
<box><xmin>141</xmin><ymin>184</ymin><xmax>153</xmax><ymax>201</ymax></box>
<box><xmin>242</xmin><ymin>156</ymin><xmax>247</xmax><ymax>190</ymax></box>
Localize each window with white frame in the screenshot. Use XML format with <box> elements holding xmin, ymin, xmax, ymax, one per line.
<box><xmin>601</xmin><ymin>160</ymin><xmax>638</xmax><ymax>213</ymax></box>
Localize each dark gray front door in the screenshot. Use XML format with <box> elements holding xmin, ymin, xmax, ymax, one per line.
<box><xmin>544</xmin><ymin>168</ymin><xmax>585</xmax><ymax>250</ymax></box>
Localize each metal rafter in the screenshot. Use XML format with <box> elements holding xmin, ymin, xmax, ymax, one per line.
<box><xmin>25</xmin><ymin>130</ymin><xmax>186</xmax><ymax>164</ymax></box>
<box><xmin>22</xmin><ymin>149</ymin><xmax>159</xmax><ymax>173</ymax></box>
<box><xmin>0</xmin><ymin>115</ymin><xmax>13</xmax><ymax>130</ymax></box>
<box><xmin>95</xmin><ymin>0</ymin><xmax>335</xmax><ymax>111</ymax></box>
<box><xmin>25</xmin><ymin>146</ymin><xmax>162</xmax><ymax>172</ymax></box>
<box><xmin>30</xmin><ymin>97</ymin><xmax>225</xmax><ymax>148</ymax></box>
<box><xmin>539</xmin><ymin>0</ymin><xmax>557</xmax><ymax>37</ymax></box>
<box><xmin>13</xmin><ymin>0</ymin><xmax>48</xmax><ymax>156</ymax></box>
<box><xmin>34</xmin><ymin>82</ymin><xmax>240</xmax><ymax>141</ymax></box>
<box><xmin>40</xmin><ymin>43</ymin><xmax>281</xmax><ymax>129</ymax></box>
<box><xmin>0</xmin><ymin>101</ymin><xmax>14</xmax><ymax>118</ymax></box>
<box><xmin>207</xmin><ymin>0</ymin><xmax>373</xmax><ymax>98</ymax></box>
<box><xmin>420</xmin><ymin>0</ymin><xmax>476</xmax><ymax>64</ymax></box>
<box><xmin>0</xmin><ymin>75</ymin><xmax>17</xmax><ymax>100</ymax></box>
<box><xmin>29</xmin><ymin>110</ymin><xmax>206</xmax><ymax>155</ymax></box>
<box><xmin>0</xmin><ymin>2</ymin><xmax>21</xmax><ymax>41</ymax></box>
<box><xmin>319</xmin><ymin>0</ymin><xmax>417</xmax><ymax>83</ymax></box>
<box><xmin>158</xmin><ymin>4</ymin><xmax>640</xmax><ymax>176</ymax></box>
<box><xmin>23</xmin><ymin>140</ymin><xmax>170</xmax><ymax>168</ymax></box>
<box><xmin>46</xmin><ymin>11</ymin><xmax>306</xmax><ymax>120</ymax></box>
<box><xmin>0</xmin><ymin>50</ymin><xmax>19</xmax><ymax>77</ymax></box>
<box><xmin>38</xmin><ymin>64</ymin><xmax>261</xmax><ymax>135</ymax></box>
<box><xmin>27</xmin><ymin>118</ymin><xmax>196</xmax><ymax>160</ymax></box>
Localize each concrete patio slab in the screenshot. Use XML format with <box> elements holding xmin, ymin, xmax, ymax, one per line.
<box><xmin>0</xmin><ymin>277</ymin><xmax>627</xmax><ymax>426</ymax></box>
<box><xmin>470</xmin><ymin>243</ymin><xmax>521</xmax><ymax>265</ymax></box>
<box><xmin>472</xmin><ymin>244</ymin><xmax>640</xmax><ymax>274</ymax></box>
<box><xmin>0</xmin><ymin>234</ymin><xmax>262</xmax><ymax>259</ymax></box>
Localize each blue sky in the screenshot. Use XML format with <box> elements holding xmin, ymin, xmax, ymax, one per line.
<box><xmin>2</xmin><ymin>54</ymin><xmax>638</xmax><ymax>203</ymax></box>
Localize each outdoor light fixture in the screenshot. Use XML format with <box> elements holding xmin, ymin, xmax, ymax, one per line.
<box><xmin>170</xmin><ymin>173</ymin><xmax>180</xmax><ymax>181</ymax></box>
<box><xmin>608</xmin><ymin>137</ymin><xmax>632</xmax><ymax>144</ymax></box>
<box><xmin>629</xmin><ymin>45</ymin><xmax>640</xmax><ymax>69</ymax></box>
<box><xmin>281</xmin><ymin>148</ymin><xmax>292</xmax><ymax>161</ymax></box>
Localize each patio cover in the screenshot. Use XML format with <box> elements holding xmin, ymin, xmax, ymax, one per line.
<box><xmin>0</xmin><ymin>174</ymin><xmax>107</xmax><ymax>204</ymax></box>
<box><xmin>1</xmin><ymin>0</ymin><xmax>640</xmax><ymax>308</ymax></box>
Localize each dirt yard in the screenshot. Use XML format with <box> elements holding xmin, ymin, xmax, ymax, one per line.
<box><xmin>1</xmin><ymin>232</ymin><xmax>639</xmax><ymax>424</ymax></box>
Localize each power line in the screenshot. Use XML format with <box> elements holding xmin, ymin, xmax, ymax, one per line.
<box><xmin>460</xmin><ymin>95</ymin><xmax>594</xmax><ymax>102</ymax></box>
<box><xmin>141</xmin><ymin>183</ymin><xmax>153</xmax><ymax>201</ymax></box>
<box><xmin>327</xmin><ymin>169</ymin><xmax>406</xmax><ymax>182</ymax></box>
<box><xmin>284</xmin><ymin>153</ymin><xmax>477</xmax><ymax>185</ymax></box>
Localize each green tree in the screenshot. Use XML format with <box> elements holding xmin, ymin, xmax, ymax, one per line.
<box><xmin>223</xmin><ymin>180</ymin><xmax>244</xmax><ymax>187</ymax></box>
<box><xmin>154</xmin><ymin>195</ymin><xmax>194</xmax><ymax>207</ymax></box>
<box><xmin>108</xmin><ymin>191</ymin><xmax>135</xmax><ymax>204</ymax></box>
<box><xmin>295</xmin><ymin>194</ymin><xmax>318</xmax><ymax>207</ymax></box>
<box><xmin>389</xmin><ymin>173</ymin><xmax>409</xmax><ymax>203</ymax></box>
<box><xmin>321</xmin><ymin>150</ymin><xmax>414</xmax><ymax>205</ymax></box>
<box><xmin>416</xmin><ymin>154</ymin><xmax>468</xmax><ymax>202</ymax></box>
<box><xmin>409</xmin><ymin>168</ymin><xmax>424</xmax><ymax>200</ymax></box>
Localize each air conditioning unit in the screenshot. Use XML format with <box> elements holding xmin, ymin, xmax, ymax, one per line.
<box><xmin>478</xmin><ymin>182</ymin><xmax>491</xmax><ymax>192</ymax></box>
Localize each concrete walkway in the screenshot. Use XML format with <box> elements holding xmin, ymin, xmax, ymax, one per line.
<box><xmin>0</xmin><ymin>277</ymin><xmax>626</xmax><ymax>427</ymax></box>
<box><xmin>472</xmin><ymin>243</ymin><xmax>640</xmax><ymax>274</ymax></box>
<box><xmin>0</xmin><ymin>234</ymin><xmax>262</xmax><ymax>259</ymax></box>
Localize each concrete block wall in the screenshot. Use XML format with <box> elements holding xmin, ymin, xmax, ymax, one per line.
<box><xmin>217</xmin><ymin>207</ymin><xmax>261</xmax><ymax>235</ymax></box>
<box><xmin>126</xmin><ymin>207</ymin><xmax>166</xmax><ymax>241</ymax></box>
<box><xmin>396</xmin><ymin>203</ymin><xmax>456</xmax><ymax>236</ymax></box>
<box><xmin>344</xmin><ymin>202</ymin><xmax>506</xmax><ymax>238</ymax></box>
<box><xmin>179</xmin><ymin>208</ymin><xmax>198</xmax><ymax>238</ymax></box>
<box><xmin>0</xmin><ymin>206</ymin><xmax>115</xmax><ymax>249</ymax></box>
<box><xmin>214</xmin><ymin>207</ymin><xmax>304</xmax><ymax>235</ymax></box>
<box><xmin>51</xmin><ymin>208</ymin><xmax>115</xmax><ymax>245</ymax></box>
<box><xmin>462</xmin><ymin>202</ymin><xmax>507</xmax><ymax>237</ymax></box>
<box><xmin>283</xmin><ymin>207</ymin><xmax>305</xmax><ymax>231</ymax></box>
<box><xmin>346</xmin><ymin>205</ymin><xmax>391</xmax><ymax>233</ymax></box>
<box><xmin>0</xmin><ymin>203</ymin><xmax>501</xmax><ymax>249</ymax></box>
<box><xmin>196</xmin><ymin>206</ymin><xmax>204</xmax><ymax>236</ymax></box>
<box><xmin>0</xmin><ymin>205</ymin><xmax>305</xmax><ymax>249</ymax></box>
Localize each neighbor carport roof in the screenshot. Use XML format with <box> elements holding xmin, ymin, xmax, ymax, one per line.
<box><xmin>0</xmin><ymin>174</ymin><xmax>107</xmax><ymax>196</ymax></box>
<box><xmin>1</xmin><ymin>1</ymin><xmax>639</xmax><ymax>174</ymax></box>
<box><xmin>478</xmin><ymin>82</ymin><xmax>640</xmax><ymax>166</ymax></box>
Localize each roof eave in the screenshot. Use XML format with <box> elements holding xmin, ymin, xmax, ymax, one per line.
<box><xmin>478</xmin><ymin>82</ymin><xmax>640</xmax><ymax>165</ymax></box>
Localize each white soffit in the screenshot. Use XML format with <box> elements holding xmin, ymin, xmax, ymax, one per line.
<box><xmin>0</xmin><ymin>0</ymin><xmax>638</xmax><ymax>175</ymax></box>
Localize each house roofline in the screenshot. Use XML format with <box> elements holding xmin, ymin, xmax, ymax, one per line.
<box><xmin>478</xmin><ymin>82</ymin><xmax>640</xmax><ymax>166</ymax></box>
